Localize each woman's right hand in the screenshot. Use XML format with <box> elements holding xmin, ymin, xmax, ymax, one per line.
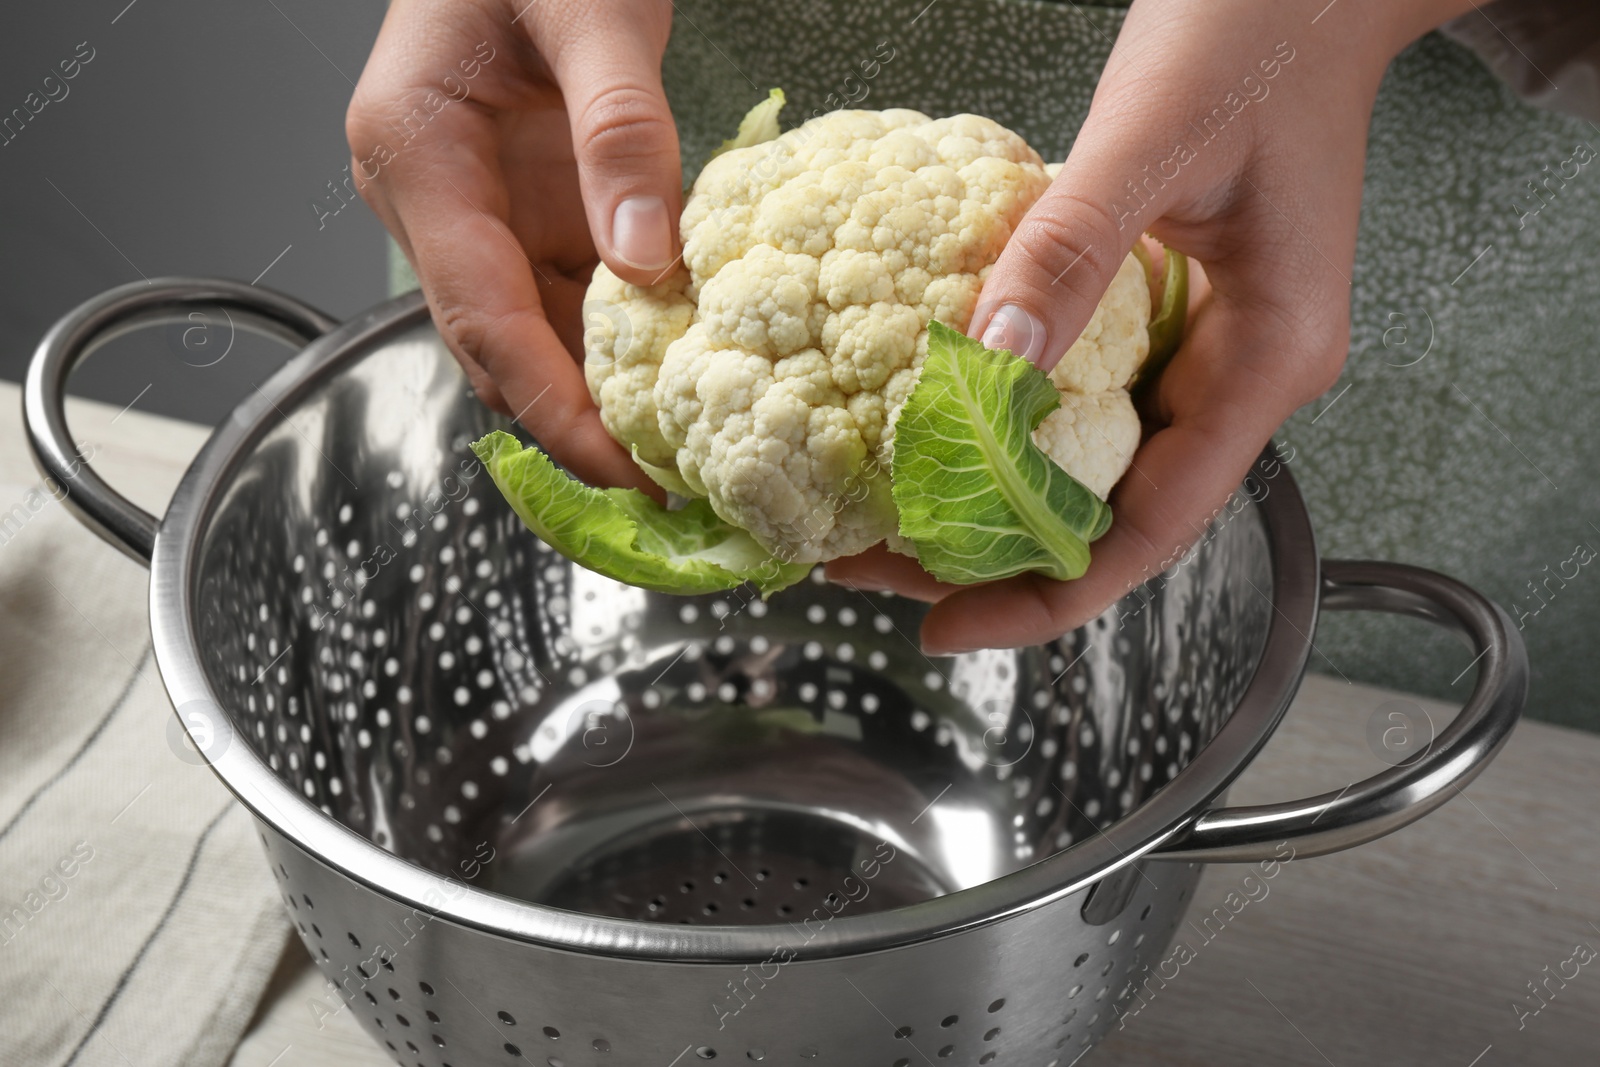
<box><xmin>828</xmin><ymin>0</ymin><xmax>1477</xmax><ymax>653</ymax></box>
<box><xmin>347</xmin><ymin>0</ymin><xmax>680</xmax><ymax>493</ymax></box>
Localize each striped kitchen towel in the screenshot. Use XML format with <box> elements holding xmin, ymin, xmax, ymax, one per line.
<box><xmin>0</xmin><ymin>501</ymin><xmax>290</xmax><ymax>1067</ymax></box>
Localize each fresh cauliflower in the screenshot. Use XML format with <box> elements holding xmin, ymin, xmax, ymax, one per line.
<box><xmin>584</xmin><ymin>106</ymin><xmax>1151</xmax><ymax>565</ymax></box>
<box><xmin>1037</xmin><ymin>251</ymin><xmax>1149</xmax><ymax>498</ymax></box>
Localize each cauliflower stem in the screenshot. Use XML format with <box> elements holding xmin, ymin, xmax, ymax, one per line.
<box><xmin>1129</xmin><ymin>240</ymin><xmax>1190</xmax><ymax>397</ymax></box>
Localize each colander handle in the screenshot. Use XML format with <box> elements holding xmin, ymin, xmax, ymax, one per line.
<box><xmin>23</xmin><ymin>277</ymin><xmax>337</xmax><ymax>565</ymax></box>
<box><xmin>1150</xmin><ymin>558</ymin><xmax>1528</xmax><ymax>863</ymax></box>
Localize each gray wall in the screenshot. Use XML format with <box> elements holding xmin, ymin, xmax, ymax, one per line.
<box><xmin>1</xmin><ymin>0</ymin><xmax>389</xmax><ymax>426</ymax></box>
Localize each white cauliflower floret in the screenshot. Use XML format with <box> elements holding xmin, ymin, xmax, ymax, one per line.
<box><xmin>1046</xmin><ymin>253</ymin><xmax>1151</xmax><ymax>396</ymax></box>
<box><xmin>583</xmin><ymin>266</ymin><xmax>694</xmax><ymax>468</ymax></box>
<box><xmin>1032</xmin><ymin>389</ymin><xmax>1143</xmax><ymax>500</ymax></box>
<box><xmin>584</xmin><ymin>107</ymin><xmax>1152</xmax><ymax>564</ymax></box>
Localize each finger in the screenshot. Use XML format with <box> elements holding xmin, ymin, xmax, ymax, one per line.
<box><xmin>460</xmin><ymin>350</ymin><xmax>515</xmax><ymax>418</ymax></box>
<box><xmin>414</xmin><ymin>173</ymin><xmax>654</xmax><ymax>496</ymax></box>
<box><xmin>530</xmin><ymin>2</ymin><xmax>683</xmax><ymax>285</ymax></box>
<box><xmin>825</xmin><ymin>545</ymin><xmax>961</xmax><ymax>603</ymax></box>
<box><xmin>919</xmin><ymin>293</ymin><xmax>1317</xmax><ymax>654</ymax></box>
<box><xmin>346</xmin><ymin>12</ymin><xmax>522</xmax><ymax>420</ymax></box>
<box><xmin>969</xmin><ymin>77</ymin><xmax>1244</xmax><ymax>375</ymax></box>
<box><xmin>538</xmin><ymin>268</ymin><xmax>595</xmax><ymax>363</ymax></box>
<box><xmin>832</xmin><ymin>261</ymin><xmax>1213</xmax><ymax>615</ymax></box>
<box><xmin>349</xmin><ymin>174</ymin><xmax>514</xmax><ymax>417</ymax></box>
<box><xmin>354</xmin><ymin>108</ymin><xmax>654</xmax><ymax>496</ymax></box>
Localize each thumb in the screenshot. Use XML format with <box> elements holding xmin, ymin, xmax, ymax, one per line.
<box><xmin>972</xmin><ymin>134</ymin><xmax>1183</xmax><ymax>374</ymax></box>
<box><xmin>537</xmin><ymin>5</ymin><xmax>683</xmax><ymax>284</ymax></box>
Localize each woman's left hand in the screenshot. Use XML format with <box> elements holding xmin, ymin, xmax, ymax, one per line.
<box><xmin>827</xmin><ymin>0</ymin><xmax>1474</xmax><ymax>654</ymax></box>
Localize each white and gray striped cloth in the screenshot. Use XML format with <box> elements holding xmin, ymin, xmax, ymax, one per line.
<box><xmin>0</xmin><ymin>500</ymin><xmax>289</xmax><ymax>1067</ymax></box>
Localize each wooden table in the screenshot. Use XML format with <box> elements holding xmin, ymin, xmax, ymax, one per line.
<box><xmin>11</xmin><ymin>385</ymin><xmax>1596</xmax><ymax>1065</ymax></box>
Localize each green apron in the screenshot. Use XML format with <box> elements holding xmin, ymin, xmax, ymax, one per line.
<box><xmin>398</xmin><ymin>0</ymin><xmax>1600</xmax><ymax>732</ymax></box>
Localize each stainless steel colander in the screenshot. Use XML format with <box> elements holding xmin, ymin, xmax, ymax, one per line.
<box><xmin>26</xmin><ymin>279</ymin><xmax>1527</xmax><ymax>1067</ymax></box>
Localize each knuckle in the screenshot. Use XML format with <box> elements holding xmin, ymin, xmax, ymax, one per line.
<box><xmin>344</xmin><ymin>93</ymin><xmax>387</xmax><ymax>160</ymax></box>
<box><xmin>1238</xmin><ymin>293</ymin><xmax>1350</xmax><ymax>405</ymax></box>
<box><xmin>1289</xmin><ymin>307</ymin><xmax>1351</xmax><ymax>401</ymax></box>
<box><xmin>1305</xmin><ymin>316</ymin><xmax>1351</xmax><ymax>396</ymax></box>
<box><xmin>1303</xmin><ymin>351</ymin><xmax>1348</xmax><ymax>400</ymax></box>
<box><xmin>575</xmin><ymin>85</ymin><xmax>675</xmax><ymax>166</ymax></box>
<box><xmin>343</xmin><ymin>97</ymin><xmax>397</xmax><ymax>211</ymax></box>
<box><xmin>1012</xmin><ymin>194</ymin><xmax>1125</xmax><ymax>294</ymax></box>
<box><xmin>438</xmin><ymin>301</ymin><xmax>517</xmax><ymax>373</ymax></box>
<box><xmin>436</xmin><ymin>301</ymin><xmax>480</xmax><ymax>358</ymax></box>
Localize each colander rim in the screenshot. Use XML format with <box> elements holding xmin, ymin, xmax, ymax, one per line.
<box><xmin>148</xmin><ymin>292</ymin><xmax>1320</xmax><ymax>963</ymax></box>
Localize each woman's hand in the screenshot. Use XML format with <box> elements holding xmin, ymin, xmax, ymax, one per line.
<box><xmin>828</xmin><ymin>0</ymin><xmax>1475</xmax><ymax>654</ymax></box>
<box><xmin>346</xmin><ymin>0</ymin><xmax>680</xmax><ymax>494</ymax></box>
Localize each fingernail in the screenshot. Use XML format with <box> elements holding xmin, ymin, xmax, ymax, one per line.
<box><xmin>921</xmin><ymin>643</ymin><xmax>971</xmax><ymax>658</ymax></box>
<box><xmin>611</xmin><ymin>195</ymin><xmax>674</xmax><ymax>271</ymax></box>
<box><xmin>978</xmin><ymin>304</ymin><xmax>1047</xmax><ymax>364</ymax></box>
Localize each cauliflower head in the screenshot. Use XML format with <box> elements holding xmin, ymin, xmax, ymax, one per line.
<box><xmin>584</xmin><ymin>107</ymin><xmax>1151</xmax><ymax>565</ymax></box>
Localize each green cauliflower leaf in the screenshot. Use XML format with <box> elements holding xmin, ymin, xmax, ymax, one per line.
<box><xmin>891</xmin><ymin>321</ymin><xmax>1113</xmax><ymax>584</ymax></box>
<box><xmin>471</xmin><ymin>431</ymin><xmax>811</xmax><ymax>596</ymax></box>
